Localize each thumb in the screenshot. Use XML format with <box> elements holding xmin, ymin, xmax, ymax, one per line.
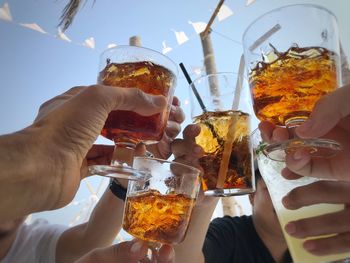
<box><xmin>112</xmin><ymin>87</ymin><xmax>168</xmax><ymax>116</ymax></box>
<box><xmin>76</xmin><ymin>240</ymin><xmax>148</xmax><ymax>263</ymax></box>
<box><xmin>296</xmin><ymin>85</ymin><xmax>350</xmax><ymax>138</ymax></box>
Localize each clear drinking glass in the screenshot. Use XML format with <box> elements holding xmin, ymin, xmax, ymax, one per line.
<box><xmin>252</xmin><ymin>129</ymin><xmax>350</xmax><ymax>263</ymax></box>
<box><xmin>122</xmin><ymin>157</ymin><xmax>201</xmax><ymax>261</ymax></box>
<box><xmin>189</xmin><ymin>72</ymin><xmax>255</xmax><ymax>196</ymax></box>
<box><xmin>89</xmin><ymin>45</ymin><xmax>177</xmax><ymax>179</ymax></box>
<box><xmin>243</xmin><ymin>4</ymin><xmax>342</xmax><ymax>162</ymax></box>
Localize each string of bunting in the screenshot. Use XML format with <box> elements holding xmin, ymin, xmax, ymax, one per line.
<box><xmin>0</xmin><ymin>0</ymin><xmax>255</xmax><ymax>53</ymax></box>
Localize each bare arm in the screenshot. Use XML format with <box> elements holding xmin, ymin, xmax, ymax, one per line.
<box><xmin>0</xmin><ymin>127</ymin><xmax>59</xmax><ymax>222</ymax></box>
<box><xmin>174</xmin><ymin>197</ymin><xmax>219</xmax><ymax>263</ymax></box>
<box><xmin>56</xmin><ymin>187</ymin><xmax>125</xmax><ymax>263</ymax></box>
<box><xmin>170</xmin><ymin>124</ymin><xmax>220</xmax><ymax>263</ymax></box>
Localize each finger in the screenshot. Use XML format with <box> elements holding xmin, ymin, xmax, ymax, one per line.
<box><xmin>171</xmin><ymin>124</ymin><xmax>202</xmax><ymax>158</ymax></box>
<box><xmin>168</xmin><ymin>104</ymin><xmax>185</xmax><ymax>124</ymax></box>
<box><xmin>86</xmin><ymin>144</ymin><xmax>114</xmax><ymax>161</ymax></box>
<box><xmin>284</xmin><ymin>208</ymin><xmax>350</xmax><ymax>239</ymax></box>
<box><xmin>284</xmin><ymin>149</ymin><xmax>343</xmax><ymax>180</ymax></box>
<box><xmin>302</xmin><ymin>232</ymin><xmax>350</xmax><ymax>256</ymax></box>
<box><xmin>281</xmin><ymin>167</ymin><xmax>302</xmax><ymax>180</ymax></box>
<box><xmin>271</xmin><ymin>126</ymin><xmax>289</xmax><ymax>142</ymax></box>
<box><xmin>172</xmin><ymin>96</ymin><xmax>180</xmax><ymax>106</ymax></box>
<box><xmin>157</xmin><ymin>244</ymin><xmax>175</xmax><ymax>263</ymax></box>
<box><xmin>171</xmin><ymin>140</ymin><xmax>203</xmax><ymax>160</ymax></box>
<box><xmin>76</xmin><ymin>240</ymin><xmax>148</xmax><ymax>263</ymax></box>
<box><xmin>36</xmin><ymin>86</ymin><xmax>87</xmax><ymax>121</ymax></box>
<box><xmin>165</xmin><ymin>121</ymin><xmax>182</xmax><ymax>140</ymax></box>
<box><xmin>172</xmin><ymin>155</ymin><xmax>203</xmax><ymax>171</ymax></box>
<box><xmin>183</xmin><ymin>123</ymin><xmax>201</xmax><ymax>140</ymax></box>
<box><xmin>114</xmin><ymin>240</ymin><xmax>148</xmax><ymax>263</ymax></box>
<box><xmin>282</xmin><ymin>180</ymin><xmax>350</xmax><ymax>210</ymax></box>
<box><xmin>258</xmin><ymin>121</ymin><xmax>275</xmax><ymax>142</ymax></box>
<box><xmin>296</xmin><ymin>85</ymin><xmax>350</xmax><ymax>139</ymax></box>
<box><xmin>285</xmin><ymin>149</ymin><xmax>313</xmax><ymax>177</ymax></box>
<box><xmin>115</xmin><ymin>88</ymin><xmax>168</xmax><ymax>116</ymax></box>
<box><xmin>81</xmin><ymin>85</ymin><xmax>167</xmax><ymax>117</ymax></box>
<box><xmin>135</xmin><ymin>143</ymin><xmax>147</xmax><ymax>157</ymax></box>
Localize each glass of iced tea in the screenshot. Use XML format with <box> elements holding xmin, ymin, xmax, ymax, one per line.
<box><xmin>122</xmin><ymin>157</ymin><xmax>201</xmax><ymax>260</ymax></box>
<box><xmin>89</xmin><ymin>46</ymin><xmax>177</xmax><ymax>179</ymax></box>
<box><xmin>189</xmin><ymin>72</ymin><xmax>255</xmax><ymax>196</ymax></box>
<box><xmin>243</xmin><ymin>4</ymin><xmax>342</xmax><ymax>161</ymax></box>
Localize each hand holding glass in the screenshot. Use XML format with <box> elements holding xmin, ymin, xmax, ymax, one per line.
<box><xmin>189</xmin><ymin>73</ymin><xmax>255</xmax><ymax>196</ymax></box>
<box><xmin>89</xmin><ymin>46</ymin><xmax>177</xmax><ymax>179</ymax></box>
<box><xmin>122</xmin><ymin>157</ymin><xmax>201</xmax><ymax>260</ymax></box>
<box><xmin>243</xmin><ymin>4</ymin><xmax>342</xmax><ymax>161</ymax></box>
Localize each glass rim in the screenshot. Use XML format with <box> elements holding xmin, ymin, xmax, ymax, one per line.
<box><xmin>99</xmin><ymin>44</ymin><xmax>178</xmax><ymax>76</ymax></box>
<box><xmin>242</xmin><ymin>3</ymin><xmax>338</xmax><ymax>44</ymax></box>
<box><xmin>133</xmin><ymin>156</ymin><xmax>202</xmax><ymax>176</ymax></box>
<box><xmin>190</xmin><ymin>72</ymin><xmax>245</xmax><ymax>86</ymax></box>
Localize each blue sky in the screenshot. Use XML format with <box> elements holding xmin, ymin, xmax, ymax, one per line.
<box><xmin>1</xmin><ymin>0</ymin><xmax>349</xmax><ymax>225</ymax></box>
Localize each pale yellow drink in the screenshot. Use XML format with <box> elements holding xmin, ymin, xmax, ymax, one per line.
<box><xmin>258</xmin><ymin>154</ymin><xmax>350</xmax><ymax>263</ymax></box>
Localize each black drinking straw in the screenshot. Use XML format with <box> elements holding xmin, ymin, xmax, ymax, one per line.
<box><xmin>179</xmin><ymin>63</ymin><xmax>224</xmax><ymax>146</ymax></box>
<box><xmin>179</xmin><ymin>63</ymin><xmax>207</xmax><ymax>112</ymax></box>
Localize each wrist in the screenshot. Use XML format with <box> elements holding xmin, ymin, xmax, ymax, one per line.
<box><xmin>0</xmin><ymin>127</ymin><xmax>51</xmax><ymax>220</ymax></box>
<box><xmin>109</xmin><ymin>179</ymin><xmax>127</xmax><ymax>201</ymax></box>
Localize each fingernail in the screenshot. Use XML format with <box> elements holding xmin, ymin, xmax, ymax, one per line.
<box><xmin>130</xmin><ymin>240</ymin><xmax>143</xmax><ymax>254</ymax></box>
<box><xmin>304</xmin><ymin>241</ymin><xmax>316</xmax><ymax>251</ymax></box>
<box><xmin>285</xmin><ymin>222</ymin><xmax>296</xmax><ymax>235</ymax></box>
<box><xmin>293</xmin><ymin>150</ymin><xmax>304</xmax><ymax>161</ymax></box>
<box><xmin>191</xmin><ymin>124</ymin><xmax>200</xmax><ymax>133</ymax></box>
<box><xmin>282</xmin><ymin>196</ymin><xmax>290</xmax><ymax>208</ymax></box>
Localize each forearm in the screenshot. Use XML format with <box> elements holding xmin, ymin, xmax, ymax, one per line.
<box><xmin>174</xmin><ymin>197</ymin><xmax>219</xmax><ymax>263</ymax></box>
<box><xmin>0</xmin><ymin>128</ymin><xmax>51</xmax><ymax>221</ymax></box>
<box><xmin>56</xmin><ymin>188</ymin><xmax>125</xmax><ymax>262</ymax></box>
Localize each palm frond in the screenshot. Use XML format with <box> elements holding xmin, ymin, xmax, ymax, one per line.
<box><xmin>58</xmin><ymin>0</ymin><xmax>87</xmax><ymax>32</ymax></box>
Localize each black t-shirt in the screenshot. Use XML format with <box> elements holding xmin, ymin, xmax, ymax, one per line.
<box><xmin>202</xmin><ymin>215</ymin><xmax>292</xmax><ymax>263</ymax></box>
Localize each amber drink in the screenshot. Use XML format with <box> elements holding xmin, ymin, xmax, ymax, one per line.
<box><xmin>123</xmin><ymin>190</ymin><xmax>196</xmax><ymax>244</ymax></box>
<box><xmin>89</xmin><ymin>46</ymin><xmax>177</xmax><ymax>182</ymax></box>
<box><xmin>99</xmin><ymin>60</ymin><xmax>176</xmax><ymax>144</ymax></box>
<box><xmin>122</xmin><ymin>157</ymin><xmax>201</xmax><ymax>256</ymax></box>
<box><xmin>189</xmin><ymin>73</ymin><xmax>255</xmax><ymax>196</ymax></box>
<box><xmin>249</xmin><ymin>46</ymin><xmax>338</xmax><ymax>127</ymax></box>
<box><xmin>194</xmin><ymin>110</ymin><xmax>253</xmax><ymax>194</ymax></box>
<box><xmin>243</xmin><ymin>4</ymin><xmax>341</xmax><ymax>162</ymax></box>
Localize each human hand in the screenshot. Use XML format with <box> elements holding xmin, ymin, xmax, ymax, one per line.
<box><xmin>171</xmin><ymin>124</ymin><xmax>217</xmax><ymax>207</ymax></box>
<box><xmin>146</xmin><ymin>96</ymin><xmax>185</xmax><ymax>159</ymax></box>
<box><xmin>31</xmin><ymin>85</ymin><xmax>167</xmax><ymax>211</ymax></box>
<box><xmin>35</xmin><ymin>86</ymin><xmax>115</xmax><ymax>169</ymax></box>
<box><xmin>281</xmin><ymin>180</ymin><xmax>350</xmax><ymax>256</ymax></box>
<box><xmin>76</xmin><ymin>239</ymin><xmax>175</xmax><ymax>263</ymax></box>
<box><xmin>260</xmin><ymin>85</ymin><xmax>350</xmax><ymax>182</ymax></box>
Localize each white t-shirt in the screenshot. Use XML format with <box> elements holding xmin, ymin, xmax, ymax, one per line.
<box><xmin>0</xmin><ymin>219</ymin><xmax>67</xmax><ymax>263</ymax></box>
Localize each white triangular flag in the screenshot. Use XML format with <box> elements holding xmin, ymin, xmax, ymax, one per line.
<box><xmin>107</xmin><ymin>43</ymin><xmax>117</xmax><ymax>49</ymax></box>
<box><xmin>246</xmin><ymin>0</ymin><xmax>256</xmax><ymax>6</ymax></box>
<box><xmin>217</xmin><ymin>4</ymin><xmax>234</xmax><ymax>22</ymax></box>
<box><xmin>172</xmin><ymin>30</ymin><xmax>189</xmax><ymax>45</ymax></box>
<box><xmin>0</xmin><ymin>2</ymin><xmax>12</xmax><ymax>22</ymax></box>
<box><xmin>57</xmin><ymin>28</ymin><xmax>71</xmax><ymax>42</ymax></box>
<box><xmin>20</xmin><ymin>23</ymin><xmax>46</xmax><ymax>34</ymax></box>
<box><xmin>161</xmin><ymin>41</ymin><xmax>172</xmax><ymax>54</ymax></box>
<box><xmin>188</xmin><ymin>21</ymin><xmax>207</xmax><ymax>34</ymax></box>
<box><xmin>83</xmin><ymin>37</ymin><xmax>95</xmax><ymax>49</ymax></box>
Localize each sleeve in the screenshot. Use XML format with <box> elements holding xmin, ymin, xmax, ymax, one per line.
<box><xmin>30</xmin><ymin>219</ymin><xmax>68</xmax><ymax>263</ymax></box>
<box><xmin>202</xmin><ymin>216</ymin><xmax>237</xmax><ymax>263</ymax></box>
